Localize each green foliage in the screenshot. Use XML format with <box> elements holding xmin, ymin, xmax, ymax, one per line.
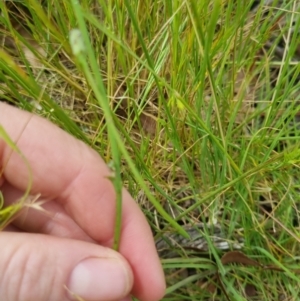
<box><xmin>1</xmin><ymin>0</ymin><xmax>300</xmax><ymax>299</ymax></box>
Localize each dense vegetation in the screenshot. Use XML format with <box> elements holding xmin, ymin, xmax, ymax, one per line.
<box><xmin>1</xmin><ymin>1</ymin><xmax>300</xmax><ymax>300</ymax></box>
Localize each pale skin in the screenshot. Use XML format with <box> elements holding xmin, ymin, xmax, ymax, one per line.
<box><xmin>0</xmin><ymin>102</ymin><xmax>166</xmax><ymax>301</ymax></box>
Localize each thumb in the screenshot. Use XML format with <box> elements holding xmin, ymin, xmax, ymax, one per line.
<box><xmin>0</xmin><ymin>232</ymin><xmax>133</xmax><ymax>301</ymax></box>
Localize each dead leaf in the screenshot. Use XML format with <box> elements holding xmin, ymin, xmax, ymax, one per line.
<box><xmin>221</xmin><ymin>251</ymin><xmax>261</xmax><ymax>267</ymax></box>
<box><xmin>140</xmin><ymin>112</ymin><xmax>157</xmax><ymax>135</ymax></box>
<box><xmin>245</xmin><ymin>284</ymin><xmax>257</xmax><ymax>297</ymax></box>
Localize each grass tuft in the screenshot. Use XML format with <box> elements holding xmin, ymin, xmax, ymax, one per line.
<box><xmin>1</xmin><ymin>0</ymin><xmax>300</xmax><ymax>299</ymax></box>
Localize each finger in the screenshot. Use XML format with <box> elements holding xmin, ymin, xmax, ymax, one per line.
<box><xmin>1</xmin><ymin>182</ymin><xmax>95</xmax><ymax>242</ymax></box>
<box><xmin>0</xmin><ymin>232</ymin><xmax>133</xmax><ymax>301</ymax></box>
<box><xmin>2</xmin><ymin>187</ymin><xmax>165</xmax><ymax>301</ymax></box>
<box><xmin>3</xmin><ymin>224</ymin><xmax>20</xmax><ymax>232</ymax></box>
<box><xmin>0</xmin><ymin>103</ymin><xmax>165</xmax><ymax>301</ymax></box>
<box><xmin>1</xmin><ymin>102</ymin><xmax>125</xmax><ymax>241</ymax></box>
<box><xmin>2</xmin><ymin>183</ymin><xmax>166</xmax><ymax>301</ymax></box>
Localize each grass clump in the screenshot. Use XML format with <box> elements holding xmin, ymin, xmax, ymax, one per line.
<box><xmin>1</xmin><ymin>0</ymin><xmax>300</xmax><ymax>300</ymax></box>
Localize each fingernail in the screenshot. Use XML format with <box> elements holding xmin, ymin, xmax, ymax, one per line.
<box><xmin>68</xmin><ymin>257</ymin><xmax>131</xmax><ymax>300</ymax></box>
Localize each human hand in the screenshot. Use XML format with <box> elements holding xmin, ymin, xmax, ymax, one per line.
<box><xmin>0</xmin><ymin>102</ymin><xmax>165</xmax><ymax>301</ymax></box>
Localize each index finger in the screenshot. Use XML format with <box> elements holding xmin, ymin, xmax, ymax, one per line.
<box><xmin>0</xmin><ymin>102</ymin><xmax>165</xmax><ymax>301</ymax></box>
